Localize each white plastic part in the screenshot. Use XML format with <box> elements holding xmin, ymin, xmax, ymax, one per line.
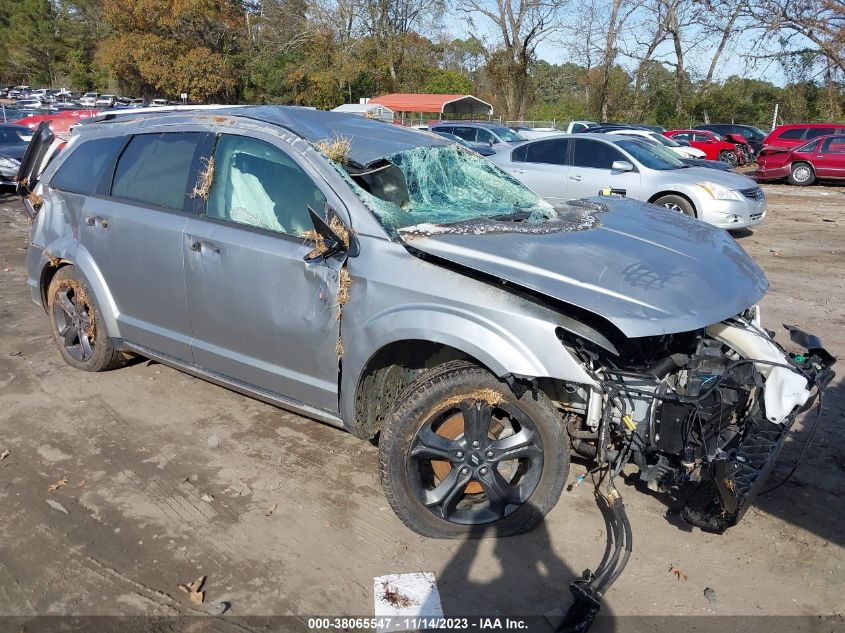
<box><xmin>707</xmin><ymin>321</ymin><xmax>811</xmax><ymax>424</ymax></box>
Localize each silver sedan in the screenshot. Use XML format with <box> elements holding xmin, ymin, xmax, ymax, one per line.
<box><xmin>490</xmin><ymin>133</ymin><xmax>766</xmax><ymax>230</ymax></box>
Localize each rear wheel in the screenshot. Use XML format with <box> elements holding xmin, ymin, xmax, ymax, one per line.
<box><xmin>47</xmin><ymin>266</ymin><xmax>123</xmax><ymax>372</ymax></box>
<box><xmin>718</xmin><ymin>150</ymin><xmax>738</xmax><ymax>166</ymax></box>
<box><xmin>788</xmin><ymin>162</ymin><xmax>815</xmax><ymax>186</ymax></box>
<box><xmin>653</xmin><ymin>194</ymin><xmax>696</xmax><ymax>217</ymax></box>
<box><xmin>379</xmin><ymin>361</ymin><xmax>569</xmax><ymax>538</ymax></box>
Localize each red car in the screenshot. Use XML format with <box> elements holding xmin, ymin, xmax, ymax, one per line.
<box><xmin>665</xmin><ymin>129</ymin><xmax>740</xmax><ymax>165</ymax></box>
<box><xmin>763</xmin><ymin>123</ymin><xmax>845</xmax><ymax>150</ymax></box>
<box><xmin>756</xmin><ymin>134</ymin><xmax>845</xmax><ymax>185</ymax></box>
<box><xmin>13</xmin><ymin>109</ymin><xmax>100</xmax><ymax>140</ymax></box>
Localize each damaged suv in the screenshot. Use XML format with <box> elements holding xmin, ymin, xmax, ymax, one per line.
<box><xmin>18</xmin><ymin>107</ymin><xmax>834</xmax><ymax>540</ymax></box>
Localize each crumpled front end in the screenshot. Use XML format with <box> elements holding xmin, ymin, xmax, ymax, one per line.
<box><xmin>560</xmin><ymin>311</ymin><xmax>835</xmax><ymax>533</ymax></box>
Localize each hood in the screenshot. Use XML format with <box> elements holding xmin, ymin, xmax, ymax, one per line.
<box><xmin>662</xmin><ymin>165</ymin><xmax>758</xmax><ymax>189</ymax></box>
<box><xmin>401</xmin><ymin>198</ymin><xmax>768</xmax><ymax>338</ymax></box>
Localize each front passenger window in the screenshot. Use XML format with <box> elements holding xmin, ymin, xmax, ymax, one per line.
<box><xmin>571</xmin><ymin>139</ymin><xmax>624</xmax><ymax>169</ymax></box>
<box><xmin>206</xmin><ymin>135</ymin><xmax>326</xmax><ymax>236</ymax></box>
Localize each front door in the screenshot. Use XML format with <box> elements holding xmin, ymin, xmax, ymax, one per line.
<box><xmin>507</xmin><ymin>137</ymin><xmax>570</xmax><ymax>205</ymax></box>
<box><xmin>183</xmin><ymin>131</ymin><xmax>344</xmax><ymax>413</ymax></box>
<box><xmin>815</xmin><ymin>135</ymin><xmax>845</xmax><ymax>178</ymax></box>
<box><xmin>566</xmin><ymin>138</ymin><xmax>642</xmax><ymax>200</ymax></box>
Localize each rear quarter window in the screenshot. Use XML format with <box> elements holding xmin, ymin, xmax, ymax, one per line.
<box><xmin>777</xmin><ymin>128</ymin><xmax>806</xmax><ymax>140</ymax></box>
<box><xmin>111</xmin><ymin>132</ymin><xmax>202</xmax><ymax>211</ymax></box>
<box><xmin>50</xmin><ymin>136</ymin><xmax>128</xmax><ymax>195</ymax></box>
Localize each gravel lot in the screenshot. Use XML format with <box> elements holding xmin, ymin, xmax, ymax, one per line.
<box><xmin>0</xmin><ymin>183</ymin><xmax>843</xmax><ymax>628</ymax></box>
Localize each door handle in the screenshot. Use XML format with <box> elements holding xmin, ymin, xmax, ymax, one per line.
<box><xmin>84</xmin><ymin>216</ymin><xmax>95</xmax><ymax>226</ymax></box>
<box><xmin>570</xmin><ymin>175</ymin><xmax>583</xmax><ymax>181</ymax></box>
<box><xmin>189</xmin><ymin>240</ymin><xmax>201</xmax><ymax>252</ymax></box>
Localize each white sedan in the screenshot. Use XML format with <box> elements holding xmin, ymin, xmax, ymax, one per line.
<box><xmin>605</xmin><ymin>128</ymin><xmax>707</xmax><ymax>159</ymax></box>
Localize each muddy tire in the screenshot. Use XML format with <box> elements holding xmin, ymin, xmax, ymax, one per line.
<box><xmin>788</xmin><ymin>162</ymin><xmax>815</xmax><ymax>186</ymax></box>
<box><xmin>379</xmin><ymin>360</ymin><xmax>569</xmax><ymax>539</ymax></box>
<box><xmin>47</xmin><ymin>266</ymin><xmax>122</xmax><ymax>372</ymax></box>
<box><xmin>718</xmin><ymin>150</ymin><xmax>738</xmax><ymax>166</ymax></box>
<box><xmin>654</xmin><ymin>194</ymin><xmax>696</xmax><ymax>217</ymax></box>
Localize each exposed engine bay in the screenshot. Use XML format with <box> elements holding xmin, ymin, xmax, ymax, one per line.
<box><xmin>552</xmin><ymin>311</ymin><xmax>834</xmax><ymax>630</ymax></box>
<box><xmin>560</xmin><ymin>309</ymin><xmax>835</xmax><ymax>533</ymax></box>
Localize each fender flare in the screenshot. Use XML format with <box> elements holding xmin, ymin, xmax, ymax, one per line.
<box><xmin>38</xmin><ymin>239</ymin><xmax>122</xmax><ymax>340</ymax></box>
<box><xmin>339</xmin><ymin>303</ymin><xmax>596</xmax><ymax>430</ymax></box>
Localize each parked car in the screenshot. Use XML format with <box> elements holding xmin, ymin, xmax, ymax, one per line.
<box><xmin>8</xmin><ymin>86</ymin><xmax>31</xmax><ymax>99</ymax></box>
<box><xmin>149</xmin><ymin>98</ymin><xmax>170</xmax><ymax>107</ymax></box>
<box><xmin>0</xmin><ymin>123</ymin><xmax>31</xmax><ymax>186</ymax></box>
<box><xmin>598</xmin><ymin>127</ymin><xmax>707</xmax><ymax>159</ymax></box>
<box><xmin>79</xmin><ymin>92</ymin><xmax>100</xmax><ymax>107</ymax></box>
<box><xmin>17</xmin><ymin>108</ymin><xmax>832</xmax><ymax>546</ymax></box>
<box><xmin>490</xmin><ymin>133</ymin><xmax>765</xmax><ymax>229</ymax></box>
<box><xmin>14</xmin><ymin>110</ymin><xmax>100</xmax><ymax>140</ymax></box>
<box><xmin>665</xmin><ymin>129</ymin><xmax>742</xmax><ymax>165</ymax></box>
<box><xmin>756</xmin><ymin>134</ymin><xmax>845</xmax><ymax>185</ymax></box>
<box><xmin>429</xmin><ymin>122</ymin><xmax>526</xmax><ymax>146</ymax></box>
<box><xmin>431</xmin><ymin>130</ymin><xmax>496</xmax><ymax>156</ymax></box>
<box><xmin>95</xmin><ymin>95</ymin><xmax>117</xmax><ymax>107</ymax></box>
<box><xmin>762</xmin><ymin>123</ymin><xmax>845</xmax><ymax>150</ymax></box>
<box><xmin>509</xmin><ymin>126</ymin><xmax>565</xmax><ymax>140</ymax></box>
<box><xmin>695</xmin><ymin>123</ymin><xmax>766</xmax><ymax>156</ymax></box>
<box><xmin>680</xmin><ymin>157</ymin><xmax>732</xmax><ymax>171</ymax></box>
<box><xmin>566</xmin><ymin>120</ymin><xmax>598</xmax><ymax>133</ymax></box>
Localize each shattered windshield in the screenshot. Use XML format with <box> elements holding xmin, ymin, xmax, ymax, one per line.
<box><xmin>341</xmin><ymin>144</ymin><xmax>554</xmax><ymax>231</ymax></box>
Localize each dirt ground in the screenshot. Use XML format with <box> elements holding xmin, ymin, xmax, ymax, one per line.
<box><xmin>0</xmin><ymin>182</ymin><xmax>843</xmax><ymax>629</ymax></box>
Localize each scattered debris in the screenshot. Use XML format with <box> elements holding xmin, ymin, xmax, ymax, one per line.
<box><xmin>191</xmin><ymin>156</ymin><xmax>215</xmax><ymax>200</ymax></box>
<box><xmin>200</xmin><ymin>493</ymin><xmax>215</xmax><ymax>503</ymax></box>
<box><xmin>0</xmin><ymin>449</ymin><xmax>9</xmax><ymax>461</ymax></box>
<box><xmin>337</xmin><ymin>266</ymin><xmax>352</xmax><ymax>319</ymax></box>
<box><xmin>9</xmin><ymin>351</ymin><xmax>22</xmax><ymax>357</ymax></box>
<box><xmin>670</xmin><ymin>566</ymin><xmax>688</xmax><ymax>582</ymax></box>
<box><xmin>46</xmin><ymin>499</ymin><xmax>68</xmax><ymax>514</ymax></box>
<box><xmin>55</xmin><ymin>278</ymin><xmax>96</xmax><ymax>341</ymax></box>
<box><xmin>769</xmin><ymin>249</ymin><xmax>783</xmax><ymax>257</ymax></box>
<box><xmin>207</xmin><ymin>601</ymin><xmax>230</xmax><ymax>615</ymax></box>
<box><xmin>335</xmin><ymin>336</ymin><xmax>345</xmax><ymax>358</ymax></box>
<box><xmin>178</xmin><ymin>575</ymin><xmax>206</xmax><ymax>604</ymax></box>
<box><xmin>265</xmin><ymin>504</ymin><xmax>277</xmax><ymax>516</ymax></box>
<box><xmin>425</xmin><ymin>389</ymin><xmax>505</xmax><ymax>420</ymax></box>
<box><xmin>48</xmin><ymin>478</ymin><xmax>68</xmax><ymax>492</ymax></box>
<box><xmin>301</xmin><ymin>215</ymin><xmax>351</xmax><ymax>259</ymax></box>
<box><xmin>77</xmin><ymin>479</ymin><xmax>86</xmax><ymax>488</ymax></box>
<box><xmin>315</xmin><ymin>134</ymin><xmax>352</xmax><ymax>164</ymax></box>
<box><xmin>207</xmin><ymin>434</ymin><xmax>221</xmax><ymax>448</ymax></box>
<box><xmin>27</xmin><ymin>191</ymin><xmax>44</xmax><ymax>213</ymax></box>
<box><xmin>381</xmin><ymin>581</ymin><xmax>413</xmax><ymax>608</ymax></box>
<box><xmin>373</xmin><ymin>572</ymin><xmax>443</xmax><ymax>619</ymax></box>
<box><xmin>704</xmin><ymin>587</ymin><xmax>716</xmax><ymax>603</ymax></box>
<box><xmin>45</xmin><ymin>251</ymin><xmax>61</xmax><ymax>267</ymax></box>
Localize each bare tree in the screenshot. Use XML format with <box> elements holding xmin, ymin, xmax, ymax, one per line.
<box><xmin>457</xmin><ymin>0</ymin><xmax>567</xmax><ymax>119</ymax></box>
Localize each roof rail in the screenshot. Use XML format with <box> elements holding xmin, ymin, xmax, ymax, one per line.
<box><xmin>85</xmin><ymin>104</ymin><xmax>248</xmax><ymax>125</ymax></box>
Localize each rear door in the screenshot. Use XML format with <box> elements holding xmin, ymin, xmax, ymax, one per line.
<box><xmin>567</xmin><ymin>138</ymin><xmax>641</xmax><ymax>200</ymax></box>
<box><xmin>83</xmin><ymin>129</ymin><xmax>209</xmax><ymax>361</ymax></box>
<box><xmin>506</xmin><ymin>138</ymin><xmax>570</xmax><ymax>204</ymax></box>
<box><xmin>182</xmin><ymin>129</ymin><xmax>345</xmax><ymax>413</ymax></box>
<box><xmin>815</xmin><ymin>136</ymin><xmax>845</xmax><ymax>178</ymax></box>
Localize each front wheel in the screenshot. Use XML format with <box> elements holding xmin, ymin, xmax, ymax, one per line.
<box><xmin>653</xmin><ymin>194</ymin><xmax>696</xmax><ymax>217</ymax></box>
<box><xmin>718</xmin><ymin>150</ymin><xmax>738</xmax><ymax>166</ymax></box>
<box><xmin>379</xmin><ymin>361</ymin><xmax>569</xmax><ymax>538</ymax></box>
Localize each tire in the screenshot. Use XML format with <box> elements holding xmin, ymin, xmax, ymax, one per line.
<box><xmin>718</xmin><ymin>150</ymin><xmax>738</xmax><ymax>166</ymax></box>
<box><xmin>653</xmin><ymin>194</ymin><xmax>696</xmax><ymax>217</ymax></box>
<box><xmin>788</xmin><ymin>162</ymin><xmax>815</xmax><ymax>186</ymax></box>
<box><xmin>47</xmin><ymin>266</ymin><xmax>123</xmax><ymax>372</ymax></box>
<box><xmin>379</xmin><ymin>360</ymin><xmax>569</xmax><ymax>538</ymax></box>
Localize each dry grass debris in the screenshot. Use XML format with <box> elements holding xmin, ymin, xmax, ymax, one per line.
<box><xmin>302</xmin><ymin>215</ymin><xmax>351</xmax><ymax>259</ymax></box>
<box><xmin>55</xmin><ymin>278</ymin><xmax>96</xmax><ymax>341</ymax></box>
<box><xmin>27</xmin><ymin>191</ymin><xmax>44</xmax><ymax>212</ymax></box>
<box><xmin>315</xmin><ymin>134</ymin><xmax>352</xmax><ymax>164</ymax></box>
<box><xmin>191</xmin><ymin>156</ymin><xmax>215</xmax><ymax>200</ymax></box>
<box><xmin>424</xmin><ymin>389</ymin><xmax>506</xmax><ymax>423</ymax></box>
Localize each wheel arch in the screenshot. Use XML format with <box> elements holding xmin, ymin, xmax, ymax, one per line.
<box><xmin>648</xmin><ymin>190</ymin><xmax>697</xmax><ymax>216</ymax></box>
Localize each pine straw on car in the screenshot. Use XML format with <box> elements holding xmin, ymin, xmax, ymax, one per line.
<box><xmin>314</xmin><ymin>134</ymin><xmax>352</xmax><ymax>164</ymax></box>
<box><xmin>190</xmin><ymin>156</ymin><xmax>215</xmax><ymax>200</ymax></box>
<box><xmin>55</xmin><ymin>278</ymin><xmax>96</xmax><ymax>342</ymax></box>
<box><xmin>301</xmin><ymin>216</ymin><xmax>351</xmax><ymax>260</ymax></box>
<box><xmin>422</xmin><ymin>389</ymin><xmax>506</xmax><ymax>422</ymax></box>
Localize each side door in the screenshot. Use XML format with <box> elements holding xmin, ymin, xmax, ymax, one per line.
<box><xmin>79</xmin><ymin>129</ymin><xmax>209</xmax><ymax>361</ymax></box>
<box><xmin>815</xmin><ymin>136</ymin><xmax>845</xmax><ymax>178</ymax></box>
<box><xmin>183</xmin><ymin>130</ymin><xmax>345</xmax><ymax>413</ymax></box>
<box><xmin>567</xmin><ymin>138</ymin><xmax>642</xmax><ymax>200</ymax></box>
<box><xmin>505</xmin><ymin>138</ymin><xmax>570</xmax><ymax>205</ymax></box>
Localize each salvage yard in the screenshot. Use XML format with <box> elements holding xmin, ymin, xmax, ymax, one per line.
<box><xmin>0</xmin><ymin>183</ymin><xmax>843</xmax><ymax>627</ymax></box>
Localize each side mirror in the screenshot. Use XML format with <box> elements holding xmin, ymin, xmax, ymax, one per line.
<box><xmin>303</xmin><ymin>207</ymin><xmax>356</xmax><ymax>262</ymax></box>
<box><xmin>611</xmin><ymin>160</ymin><xmax>634</xmax><ymax>172</ymax></box>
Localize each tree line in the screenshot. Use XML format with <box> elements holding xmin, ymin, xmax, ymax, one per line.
<box><xmin>0</xmin><ymin>0</ymin><xmax>842</xmax><ymax>127</ymax></box>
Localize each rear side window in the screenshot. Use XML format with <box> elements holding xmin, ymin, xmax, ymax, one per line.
<box><xmin>821</xmin><ymin>136</ymin><xmax>845</xmax><ymax>153</ymax></box>
<box><xmin>111</xmin><ymin>132</ymin><xmax>202</xmax><ymax>211</ymax></box>
<box><xmin>805</xmin><ymin>127</ymin><xmax>835</xmax><ymax>140</ymax></box>
<box><xmin>451</xmin><ymin>127</ymin><xmax>477</xmax><ymax>142</ymax></box>
<box><xmin>571</xmin><ymin>139</ymin><xmax>624</xmax><ymax>169</ymax></box>
<box><xmin>523</xmin><ymin>138</ymin><xmax>568</xmax><ymax>165</ymax></box>
<box><xmin>777</xmin><ymin>128</ymin><xmax>805</xmax><ymax>140</ymax></box>
<box><xmin>50</xmin><ymin>136</ymin><xmax>127</xmax><ymax>195</ymax></box>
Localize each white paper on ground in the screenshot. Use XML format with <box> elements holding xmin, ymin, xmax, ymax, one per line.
<box><xmin>374</xmin><ymin>571</ymin><xmax>443</xmax><ymax>632</ymax></box>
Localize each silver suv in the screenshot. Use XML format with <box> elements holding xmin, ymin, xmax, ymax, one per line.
<box><xmin>17</xmin><ymin>107</ymin><xmax>832</xmax><ymax>541</ymax></box>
